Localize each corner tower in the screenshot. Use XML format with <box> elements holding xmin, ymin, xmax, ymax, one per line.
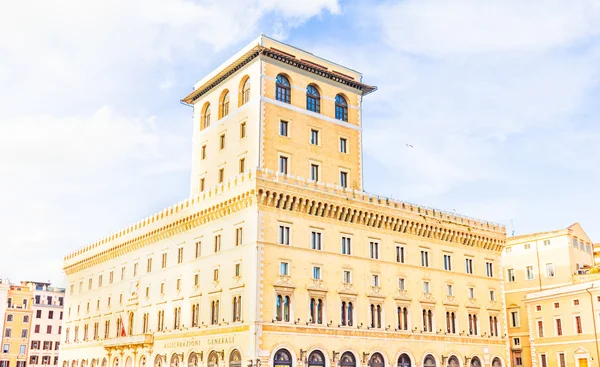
<box><xmin>182</xmin><ymin>35</ymin><xmax>376</xmax><ymax>195</ymax></box>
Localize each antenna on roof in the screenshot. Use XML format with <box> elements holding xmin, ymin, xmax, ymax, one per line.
<box><xmin>510</xmin><ymin>219</ymin><xmax>516</xmax><ymax>237</ymax></box>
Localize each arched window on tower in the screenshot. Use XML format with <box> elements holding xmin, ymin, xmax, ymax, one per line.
<box><xmin>276</xmin><ymin>75</ymin><xmax>291</xmax><ymax>104</ymax></box>
<box><xmin>241</xmin><ymin>78</ymin><xmax>251</xmax><ymax>105</ymax></box>
<box><xmin>220</xmin><ymin>90</ymin><xmax>230</xmax><ymax>118</ymax></box>
<box><xmin>202</xmin><ymin>103</ymin><xmax>211</xmax><ymax>129</ymax></box>
<box><xmin>335</xmin><ymin>94</ymin><xmax>348</xmax><ymax>122</ymax></box>
<box><xmin>306</xmin><ymin>85</ymin><xmax>320</xmax><ymax>113</ymax></box>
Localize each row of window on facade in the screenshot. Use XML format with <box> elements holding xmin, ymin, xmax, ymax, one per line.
<box><xmin>505</xmin><ymin>262</ymin><xmax>556</xmax><ymax>282</ymax></box>
<box><xmin>278</xmin><ymin>227</ymin><xmax>495</xmax><ymax>277</ymax></box>
<box><xmin>69</xmin><ymin>230</ymin><xmax>243</xmax><ymax>296</ymax></box>
<box><xmin>33</xmin><ymin>295</ymin><xmax>64</xmax><ymax>306</ymax></box>
<box><xmin>508</xmin><ymin>309</ymin><xmax>584</xmax><ymax>336</ymax></box>
<box><xmin>3</xmin><ymin>325</ymin><xmax>60</xmax><ymax>338</ymax></box>
<box><xmin>29</xmin><ymin>356</ymin><xmax>59</xmax><ymax>365</ymax></box>
<box><xmin>273</xmin><ymin>294</ymin><xmax>501</xmax><ymax>336</ymax></box>
<box><xmin>505</xmin><ymin>237</ymin><xmax>592</xmax><ymax>254</ymax></box>
<box><xmin>0</xmin><ymin>362</ymin><xmax>26</xmax><ymax>367</ymax></box>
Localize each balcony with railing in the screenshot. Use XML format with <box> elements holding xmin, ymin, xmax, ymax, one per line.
<box><xmin>103</xmin><ymin>334</ymin><xmax>153</xmax><ymax>348</ymax></box>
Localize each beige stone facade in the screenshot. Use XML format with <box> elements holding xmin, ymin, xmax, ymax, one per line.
<box><xmin>29</xmin><ymin>283</ymin><xmax>65</xmax><ymax>367</ymax></box>
<box><xmin>60</xmin><ymin>35</ymin><xmax>509</xmax><ymax>367</ymax></box>
<box><xmin>503</xmin><ymin>223</ymin><xmax>595</xmax><ymax>367</ymax></box>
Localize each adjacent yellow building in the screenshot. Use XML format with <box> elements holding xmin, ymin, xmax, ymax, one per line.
<box><xmin>60</xmin><ymin>35</ymin><xmax>509</xmax><ymax>367</ymax></box>
<box><xmin>1</xmin><ymin>283</ymin><xmax>33</xmax><ymax>367</ymax></box>
<box><xmin>503</xmin><ymin>223</ymin><xmax>595</xmax><ymax>367</ymax></box>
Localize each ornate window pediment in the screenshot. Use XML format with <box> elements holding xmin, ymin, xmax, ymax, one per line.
<box><xmin>419</xmin><ymin>292</ymin><xmax>436</xmax><ymax>304</ymax></box>
<box><xmin>274</xmin><ymin>275</ymin><xmax>295</xmax><ymax>290</ymax></box>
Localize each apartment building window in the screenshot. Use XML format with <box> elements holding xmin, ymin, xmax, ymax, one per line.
<box><xmin>88</xmin><ymin>278</ymin><xmax>92</xmax><ymax>290</ymax></box>
<box><xmin>398</xmin><ymin>278</ymin><xmax>405</xmax><ymax>291</ymax></box>
<box><xmin>524</xmin><ymin>243</ymin><xmax>530</xmax><ymax>249</ymax></box>
<box><xmin>554</xmin><ymin>302</ymin><xmax>560</xmax><ymax>309</ymax></box>
<box><xmin>279</xmin><ymin>120</ymin><xmax>288</xmax><ymax>136</ymax></box>
<box><xmin>201</xmin><ymin>144</ymin><xmax>207</xmax><ymax>160</ymax></box>
<box><xmin>161</xmin><ymin>253</ymin><xmax>167</xmax><ymax>268</ymax></box>
<box><xmin>22</xmin><ymin>329</ymin><xmax>28</xmax><ymax>338</ymax></box>
<box><xmin>526</xmin><ymin>266</ymin><xmax>534</xmax><ymax>280</ymax></box>
<box><xmin>343</xmin><ymin>271</ymin><xmax>352</xmax><ymax>284</ymax></box>
<box><xmin>309</xmin><ymin>298</ymin><xmax>324</xmax><ymax>324</ymax></box>
<box><xmin>423</xmin><ymin>281</ymin><xmax>430</xmax><ymax>294</ymax></box>
<box><xmin>443</xmin><ymin>254</ymin><xmax>452</xmax><ymax>271</ymax></box>
<box><xmin>486</xmin><ymin>262</ymin><xmax>493</xmax><ymax>277</ymax></box>
<box><xmin>133</xmin><ymin>262</ymin><xmax>138</xmax><ymax>276</ymax></box>
<box><xmin>558</xmin><ymin>353</ymin><xmax>566</xmax><ymax>367</ymax></box>
<box><xmin>98</xmin><ymin>274</ymin><xmax>103</xmax><ymax>287</ymax></box>
<box><xmin>369</xmin><ymin>241</ymin><xmax>379</xmax><ymax>259</ymax></box>
<box><xmin>219</xmin><ymin>133</ymin><xmax>226</xmax><ymax>150</ymax></box>
<box><xmin>109</xmin><ymin>271</ymin><xmax>114</xmax><ymax>284</ymax></box>
<box><xmin>239</xmin><ymin>157</ymin><xmax>245</xmax><ymax>173</ymax></box>
<box><xmin>31</xmin><ymin>341</ymin><xmax>39</xmax><ymax>350</ymax></box>
<box><xmin>2</xmin><ymin>344</ymin><xmax>7</xmax><ymax>353</ymax></box>
<box><xmin>157</xmin><ymin>310</ymin><xmax>165</xmax><ymax>331</ymax></box>
<box><xmin>195</xmin><ymin>240</ymin><xmax>202</xmax><ymax>258</ymax></box>
<box><xmin>335</xmin><ymin>94</ymin><xmax>348</xmax><ymax>121</ymax></box>
<box><xmin>194</xmin><ymin>273</ymin><xmax>200</xmax><ymax>286</ymax></box>
<box><xmin>311</xmin><ymin>231</ymin><xmax>322</xmax><ymax>250</ymax></box>
<box><xmin>446</xmin><ymin>284</ymin><xmax>453</xmax><ymax>296</ymax></box>
<box><xmin>341</xmin><ymin>236</ymin><xmax>352</xmax><ymax>255</ymax></box>
<box><xmin>232</xmin><ymin>296</ymin><xmax>242</xmax><ymax>322</ymax></box>
<box><xmin>213</xmin><ymin>269</ymin><xmax>219</xmax><ymax>281</ymax></box>
<box><xmin>120</xmin><ymin>267</ymin><xmax>125</xmax><ymax>281</ymax></box>
<box><xmin>555</xmin><ymin>318</ymin><xmax>563</xmax><ymax>336</ymax></box>
<box><xmin>489</xmin><ymin>315</ymin><xmax>499</xmax><ymax>336</ymax></box>
<box><xmin>339</xmin><ymin>171</ymin><xmax>348</xmax><ymax>188</ymax></box>
<box><xmin>339</xmin><ymin>137</ymin><xmax>347</xmax><ymax>153</ymax></box>
<box><xmin>177</xmin><ymin>247</ymin><xmax>184</xmax><ymax>263</ymax></box>
<box><xmin>310</xmin><ymin>163</ymin><xmax>319</xmax><ymax>181</ymax></box>
<box><xmin>240</xmin><ymin>122</ymin><xmax>246</xmax><ymax>138</ymax></box>
<box><xmin>422</xmin><ymin>309</ymin><xmax>433</xmax><ymax>332</ymax></box>
<box><xmin>235</xmin><ymin>263</ymin><xmax>241</xmax><ymax>277</ymax></box>
<box><xmin>4</xmin><ymin>329</ymin><xmax>10</xmax><ymax>338</ymax></box>
<box><xmin>537</xmin><ymin>320</ymin><xmax>544</xmax><ymax>337</ymax></box>
<box><xmin>279</xmin><ymin>155</ymin><xmax>288</xmax><ymax>174</ymax></box>
<box><xmin>160</xmin><ymin>283</ymin><xmax>165</xmax><ymax>295</ymax></box>
<box><xmin>574</xmin><ymin>299</ymin><xmax>580</xmax><ymax>306</ymax></box>
<box><xmin>575</xmin><ymin>315</ymin><xmax>582</xmax><ymax>334</ymax></box>
<box><xmin>573</xmin><ymin>238</ymin><xmax>578</xmax><ymax>247</ymax></box>
<box><xmin>468</xmin><ymin>313</ymin><xmax>478</xmax><ymax>335</ymax></box>
<box><xmin>420</xmin><ymin>250</ymin><xmax>429</xmax><ymax>267</ymax></box>
<box><xmin>176</xmin><ymin>279</ymin><xmax>181</xmax><ymax>292</ymax></box>
<box><xmin>465</xmin><ymin>258</ymin><xmax>473</xmax><ymax>274</ymax></box>
<box><xmin>369</xmin><ymin>304</ymin><xmax>382</xmax><ymax>329</ymax></box>
<box><xmin>146</xmin><ymin>258</ymin><xmax>152</xmax><ymax>273</ymax></box>
<box><xmin>507</xmin><ymin>268</ymin><xmax>516</xmax><ymax>282</ymax></box>
<box><xmin>489</xmin><ymin>290</ymin><xmax>496</xmax><ymax>301</ymax></box>
<box><xmin>280</xmin><ymin>262</ymin><xmax>290</xmax><ymax>276</ymax></box>
<box><xmin>218</xmin><ymin>167</ymin><xmax>224</xmax><ymax>183</ymax></box>
<box><xmin>145</xmin><ymin>286</ymin><xmax>149</xmax><ymax>298</ymax></box>
<box><xmin>103</xmin><ymin>321</ymin><xmax>109</xmax><ymax>339</ymax></box>
<box><xmin>142</xmin><ymin>313</ymin><xmax>149</xmax><ymax>333</ymax></box>
<box><xmin>446</xmin><ymin>311</ymin><xmax>456</xmax><ymax>334</ymax></box>
<box><xmin>278</xmin><ymin>225</ymin><xmax>291</xmax><ymax>245</ymax></box>
<box><xmin>30</xmin><ymin>356</ymin><xmax>38</xmax><ymax>365</ymax></box>
<box><xmin>34</xmin><ymin>325</ymin><xmax>40</xmax><ymax>333</ymax></box>
<box><xmin>235</xmin><ymin>227</ymin><xmax>243</xmax><ymax>246</ymax></box>
<box><xmin>372</xmin><ymin>275</ymin><xmax>380</xmax><ymax>287</ymax></box>
<box><xmin>47</xmin><ymin>311</ymin><xmax>53</xmax><ymax>320</ymax></box>
<box><xmin>275</xmin><ymin>74</ymin><xmax>291</xmax><ymax>103</ymax></box>
<box><xmin>191</xmin><ymin>304</ymin><xmax>200</xmax><ymax>327</ymax></box>
<box><xmin>173</xmin><ymin>307</ymin><xmax>181</xmax><ymax>329</ymax></box>
<box><xmin>310</xmin><ymin>129</ymin><xmax>319</xmax><ymax>145</ymax></box>
<box><xmin>306</xmin><ymin>85</ymin><xmax>320</xmax><ymax>113</ymax></box>
<box><xmin>546</xmin><ymin>263</ymin><xmax>555</xmax><ymax>277</ymax></box>
<box><xmin>543</xmin><ymin>239</ymin><xmax>550</xmax><ymax>246</ymax></box>
<box><xmin>341</xmin><ymin>301</ymin><xmax>353</xmax><ymax>326</ymax></box>
<box><xmin>468</xmin><ymin>287</ymin><xmax>475</xmax><ymax>299</ymax></box>
<box><xmin>19</xmin><ymin>345</ymin><xmax>25</xmax><ymax>355</ymax></box>
<box><xmin>210</xmin><ymin>300</ymin><xmax>220</xmax><ymax>325</ymax></box>
<box><xmin>398</xmin><ymin>306</ymin><xmax>409</xmax><ymax>331</ymax></box>
<box><xmin>396</xmin><ymin>245</ymin><xmax>405</xmax><ymax>263</ymax></box>
<box><xmin>510</xmin><ymin>311</ymin><xmax>520</xmax><ymax>327</ymax></box>
<box><xmin>275</xmin><ymin>295</ymin><xmax>290</xmax><ymax>322</ymax></box>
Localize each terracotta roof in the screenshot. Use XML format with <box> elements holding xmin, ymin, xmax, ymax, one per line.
<box><xmin>181</xmin><ymin>46</ymin><xmax>377</xmax><ymax>104</ymax></box>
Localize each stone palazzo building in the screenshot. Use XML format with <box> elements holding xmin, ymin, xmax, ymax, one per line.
<box><xmin>60</xmin><ymin>35</ymin><xmax>509</xmax><ymax>367</ymax></box>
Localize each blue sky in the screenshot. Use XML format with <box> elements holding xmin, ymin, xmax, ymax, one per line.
<box><xmin>1</xmin><ymin>0</ymin><xmax>599</xmax><ymax>285</ymax></box>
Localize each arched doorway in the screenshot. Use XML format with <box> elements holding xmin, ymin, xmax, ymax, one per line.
<box><xmin>470</xmin><ymin>358</ymin><xmax>481</xmax><ymax>367</ymax></box>
<box><xmin>171</xmin><ymin>354</ymin><xmax>180</xmax><ymax>367</ymax></box>
<box><xmin>307</xmin><ymin>351</ymin><xmax>325</xmax><ymax>367</ymax></box>
<box><xmin>230</xmin><ymin>350</ymin><xmax>242</xmax><ymax>367</ymax></box>
<box><xmin>447</xmin><ymin>356</ymin><xmax>459</xmax><ymax>367</ymax></box>
<box><xmin>273</xmin><ymin>349</ymin><xmax>292</xmax><ymax>367</ymax></box>
<box><xmin>208</xmin><ymin>352</ymin><xmax>219</xmax><ymax>367</ymax></box>
<box><xmin>126</xmin><ymin>357</ymin><xmax>133</xmax><ymax>367</ymax></box>
<box><xmin>154</xmin><ymin>356</ymin><xmax>163</xmax><ymax>367</ymax></box>
<box><xmin>491</xmin><ymin>358</ymin><xmax>501</xmax><ymax>367</ymax></box>
<box><xmin>188</xmin><ymin>353</ymin><xmax>198</xmax><ymax>367</ymax></box>
<box><xmin>340</xmin><ymin>353</ymin><xmax>356</xmax><ymax>367</ymax></box>
<box><xmin>398</xmin><ymin>354</ymin><xmax>411</xmax><ymax>367</ymax></box>
<box><xmin>423</xmin><ymin>355</ymin><xmax>436</xmax><ymax>367</ymax></box>
<box><xmin>369</xmin><ymin>353</ymin><xmax>384</xmax><ymax>367</ymax></box>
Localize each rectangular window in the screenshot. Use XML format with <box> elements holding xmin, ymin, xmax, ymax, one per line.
<box><xmin>398</xmin><ymin>278</ymin><xmax>405</xmax><ymax>290</ymax></box>
<box><xmin>218</xmin><ymin>168</ymin><xmax>224</xmax><ymax>183</ymax></box>
<box><xmin>507</xmin><ymin>268</ymin><xmax>515</xmax><ymax>282</ymax></box>
<box><xmin>133</xmin><ymin>262</ymin><xmax>138</xmax><ymax>276</ymax></box>
<box><xmin>524</xmin><ymin>243</ymin><xmax>531</xmax><ymax>249</ymax></box>
<box><xmin>147</xmin><ymin>258</ymin><xmax>152</xmax><ymax>272</ymax></box>
<box><xmin>575</xmin><ymin>315</ymin><xmax>582</xmax><ymax>334</ymax></box>
<box><xmin>313</xmin><ymin>267</ymin><xmax>321</xmax><ymax>280</ymax></box>
<box><xmin>195</xmin><ymin>240</ymin><xmax>201</xmax><ymax>258</ymax></box>
<box><xmin>574</xmin><ymin>299</ymin><xmax>580</xmax><ymax>306</ymax></box>
<box><xmin>311</xmin><ymin>231</ymin><xmax>322</xmax><ymax>250</ymax></box>
<box><xmin>310</xmin><ymin>163</ymin><xmax>319</xmax><ymax>181</ymax></box>
<box><xmin>279</xmin><ymin>120</ymin><xmax>288</xmax><ymax>136</ymax></box>
<box><xmin>279</xmin><ymin>225</ymin><xmax>290</xmax><ymax>245</ymax></box>
<box><xmin>555</xmin><ymin>318</ymin><xmax>562</xmax><ymax>336</ymax></box>
<box><xmin>343</xmin><ymin>270</ymin><xmax>352</xmax><ymax>284</ymax></box>
<box><xmin>279</xmin><ymin>156</ymin><xmax>288</xmax><ymax>174</ymax></box>
<box><xmin>235</xmin><ymin>263</ymin><xmax>241</xmax><ymax>277</ymax></box>
<box><xmin>19</xmin><ymin>345</ymin><xmax>25</xmax><ymax>355</ymax></box>
<box><xmin>510</xmin><ymin>311</ymin><xmax>520</xmax><ymax>327</ymax></box>
<box><xmin>219</xmin><ymin>134</ymin><xmax>226</xmax><ymax>149</ymax></box>
<box><xmin>280</xmin><ymin>262</ymin><xmax>289</xmax><ymax>276</ymax></box>
<box><xmin>88</xmin><ymin>278</ymin><xmax>92</xmax><ymax>290</ymax></box>
<box><xmin>513</xmin><ymin>337</ymin><xmax>521</xmax><ymax>346</ymax></box>
<box><xmin>465</xmin><ymin>258</ymin><xmax>473</xmax><ymax>274</ymax></box>
<box><xmin>240</xmin><ymin>122</ymin><xmax>246</xmax><ymax>138</ymax></box>
<box><xmin>235</xmin><ymin>227</ymin><xmax>243</xmax><ymax>246</ymax></box>
<box><xmin>176</xmin><ymin>279</ymin><xmax>181</xmax><ymax>291</ymax></box>
<box><xmin>443</xmin><ymin>254</ymin><xmax>452</xmax><ymax>271</ymax></box>
<box><xmin>486</xmin><ymin>262</ymin><xmax>493</xmax><ymax>277</ymax></box>
<box><xmin>489</xmin><ymin>290</ymin><xmax>496</xmax><ymax>301</ymax></box>
<box><xmin>396</xmin><ymin>245</ymin><xmax>405</xmax><ymax>263</ymax></box>
<box><xmin>341</xmin><ymin>236</ymin><xmax>352</xmax><ymax>255</ymax></box>
<box><xmin>543</xmin><ymin>239</ymin><xmax>550</xmax><ymax>246</ymax></box>
<box><xmin>369</xmin><ymin>241</ymin><xmax>379</xmax><ymax>259</ymax></box>
<box><xmin>2</xmin><ymin>344</ymin><xmax>8</xmax><ymax>353</ymax></box>
<box><xmin>446</xmin><ymin>284</ymin><xmax>453</xmax><ymax>296</ymax></box>
<box><xmin>421</xmin><ymin>250</ymin><xmax>429</xmax><ymax>267</ymax></box>
<box><xmin>468</xmin><ymin>287</ymin><xmax>475</xmax><ymax>299</ymax></box>
<box><xmin>310</xmin><ymin>129</ymin><xmax>319</xmax><ymax>145</ymax></box>
<box><xmin>339</xmin><ymin>171</ymin><xmax>348</xmax><ymax>188</ymax></box>
<box><xmin>201</xmin><ymin>144</ymin><xmax>207</xmax><ymax>160</ymax></box>
<box><xmin>423</xmin><ymin>281</ymin><xmax>430</xmax><ymax>293</ymax></box>
<box><xmin>540</xmin><ymin>354</ymin><xmax>547</xmax><ymax>367</ymax></box>
<box><xmin>339</xmin><ymin>137</ymin><xmax>347</xmax><ymax>153</ymax></box>
<box><xmin>526</xmin><ymin>266</ymin><xmax>534</xmax><ymax>280</ymax></box>
<box><xmin>199</xmin><ymin>177</ymin><xmax>205</xmax><ymax>192</ymax></box>
<box><xmin>546</xmin><ymin>263</ymin><xmax>555</xmax><ymax>277</ymax></box>
<box><xmin>554</xmin><ymin>302</ymin><xmax>560</xmax><ymax>309</ymax></box>
<box><xmin>239</xmin><ymin>158</ymin><xmax>245</xmax><ymax>174</ymax></box>
<box><xmin>177</xmin><ymin>247</ymin><xmax>184</xmax><ymax>263</ymax></box>
<box><xmin>194</xmin><ymin>273</ymin><xmax>199</xmax><ymax>286</ymax></box>
<box><xmin>161</xmin><ymin>253</ymin><xmax>167</xmax><ymax>268</ymax></box>
<box><xmin>48</xmin><ymin>311</ymin><xmax>53</xmax><ymax>320</ymax></box>
<box><xmin>121</xmin><ymin>267</ymin><xmax>125</xmax><ymax>280</ymax></box>
<box><xmin>213</xmin><ymin>269</ymin><xmax>219</xmax><ymax>281</ymax></box>
<box><xmin>214</xmin><ymin>234</ymin><xmax>221</xmax><ymax>252</ymax></box>
<box><xmin>98</xmin><ymin>275</ymin><xmax>103</xmax><ymax>287</ymax></box>
<box><xmin>558</xmin><ymin>353</ymin><xmax>565</xmax><ymax>367</ymax></box>
<box><xmin>372</xmin><ymin>275</ymin><xmax>380</xmax><ymax>287</ymax></box>
<box><xmin>573</xmin><ymin>238</ymin><xmax>578</xmax><ymax>247</ymax></box>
